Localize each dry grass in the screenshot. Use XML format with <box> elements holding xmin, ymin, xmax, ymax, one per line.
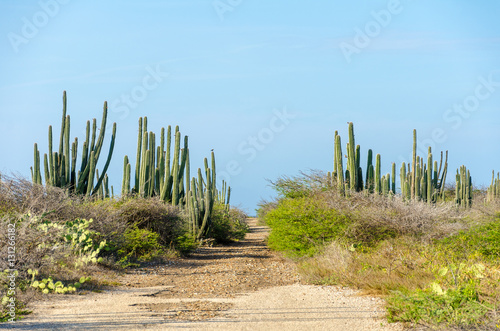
<box><xmin>299</xmin><ymin>238</ymin><xmax>434</xmax><ymax>295</ymax></box>
<box><xmin>296</xmin><ymin>188</ymin><xmax>499</xmax><ymax>292</ymax></box>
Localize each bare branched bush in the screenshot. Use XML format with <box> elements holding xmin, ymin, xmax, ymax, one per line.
<box><xmin>270</xmin><ymin>170</ymin><xmax>479</xmax><ymax>242</ymax></box>
<box><xmin>0</xmin><ymin>214</ymin><xmax>63</xmax><ymax>280</ymax></box>
<box><xmin>0</xmin><ymin>174</ymin><xmax>183</xmax><ymax>246</ymax></box>
<box><xmin>114</xmin><ymin>197</ymin><xmax>183</xmax><ymax>245</ymax></box>
<box><xmin>321</xmin><ymin>190</ymin><xmax>470</xmax><ymax>242</ymax></box>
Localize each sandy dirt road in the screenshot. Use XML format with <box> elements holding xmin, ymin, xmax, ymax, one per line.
<box><xmin>5</xmin><ymin>219</ymin><xmax>402</xmax><ymax>330</ymax></box>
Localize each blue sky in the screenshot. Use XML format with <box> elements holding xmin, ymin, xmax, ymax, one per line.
<box><xmin>1</xmin><ymin>0</ymin><xmax>499</xmax><ymax>214</ymax></box>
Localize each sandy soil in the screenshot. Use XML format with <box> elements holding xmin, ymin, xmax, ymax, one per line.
<box><xmin>5</xmin><ymin>218</ymin><xmax>403</xmax><ymax>330</ymax></box>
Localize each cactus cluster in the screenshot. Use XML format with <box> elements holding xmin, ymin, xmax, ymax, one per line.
<box><xmin>400</xmin><ymin>130</ymin><xmax>448</xmax><ymax>203</ymax></box>
<box><xmin>122</xmin><ymin>117</ymin><xmax>189</xmax><ymax>203</ymax></box>
<box><xmin>487</xmin><ymin>170</ymin><xmax>499</xmax><ymax>202</ymax></box>
<box><xmin>331</xmin><ymin>123</ymin><xmax>450</xmax><ymax>204</ymax></box>
<box><xmin>122</xmin><ymin>117</ymin><xmax>230</xmax><ymax>239</ymax></box>
<box><xmin>455</xmin><ymin>165</ymin><xmax>472</xmax><ymax>208</ymax></box>
<box><xmin>31</xmin><ymin>91</ymin><xmax>116</xmax><ymax>197</ymax></box>
<box><xmin>332</xmin><ymin>123</ymin><xmax>396</xmax><ymax>197</ymax></box>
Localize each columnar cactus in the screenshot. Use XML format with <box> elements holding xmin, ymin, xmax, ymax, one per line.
<box><xmin>427</xmin><ymin>147</ymin><xmax>433</xmax><ymax>204</ymax></box>
<box><xmin>404</xmin><ymin>131</ymin><xmax>448</xmax><ymax>203</ymax></box>
<box><xmin>330</xmin><ymin>124</ymin><xmax>450</xmax><ymax>203</ymax></box>
<box><xmin>400</xmin><ymin>162</ymin><xmax>407</xmax><ymax>200</ymax></box>
<box><xmin>391</xmin><ymin>162</ymin><xmax>396</xmax><ymax>194</ymax></box>
<box><xmin>334</xmin><ymin>134</ymin><xmax>345</xmax><ymax>195</ymax></box>
<box><xmin>375</xmin><ymin>153</ymin><xmax>381</xmax><ymax>194</ymax></box>
<box><xmin>31</xmin><ymin>91</ymin><xmax>116</xmax><ymax>198</ymax></box>
<box><xmin>455</xmin><ymin>165</ymin><xmax>472</xmax><ymax>208</ymax></box>
<box><xmin>347</xmin><ymin>122</ymin><xmax>356</xmax><ymax>191</ymax></box>
<box><xmin>365</xmin><ymin>149</ymin><xmax>374</xmax><ymax>193</ymax></box>
<box><xmin>122</xmin><ymin>119</ymin><xmax>229</xmax><ymax>239</ymax></box>
<box><xmin>487</xmin><ymin>170</ymin><xmax>500</xmax><ymax>202</ymax></box>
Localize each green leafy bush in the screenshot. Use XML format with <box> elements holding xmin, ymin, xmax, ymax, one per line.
<box><xmin>387</xmin><ymin>283</ymin><xmax>493</xmax><ymax>327</ymax></box>
<box><xmin>265</xmin><ymin>197</ymin><xmax>349</xmax><ymax>257</ymax></box>
<box><xmin>207</xmin><ymin>203</ymin><xmax>248</xmax><ymax>244</ymax></box>
<box><xmin>385</xmin><ymin>222</ymin><xmax>500</xmax><ymax>328</ymax></box>
<box><xmin>174</xmin><ymin>233</ymin><xmax>199</xmax><ymax>255</ymax></box>
<box><xmin>114</xmin><ymin>225</ymin><xmax>166</xmax><ymax>267</ymax></box>
<box><xmin>438</xmin><ymin>217</ymin><xmax>500</xmax><ymax>260</ymax></box>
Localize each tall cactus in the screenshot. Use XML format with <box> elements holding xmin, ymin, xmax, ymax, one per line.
<box><xmin>427</xmin><ymin>147</ymin><xmax>433</xmax><ymax>203</ymax></box>
<box><xmin>129</xmin><ymin>119</ymin><xmax>187</xmax><ymax>204</ymax></box>
<box><xmin>374</xmin><ymin>153</ymin><xmax>381</xmax><ymax>194</ymax></box>
<box><xmin>411</xmin><ymin>129</ymin><xmax>417</xmax><ymax>200</ymax></box>
<box><xmin>487</xmin><ymin>170</ymin><xmax>499</xmax><ymax>202</ymax></box>
<box><xmin>455</xmin><ymin>165</ymin><xmax>472</xmax><ymax>208</ymax></box>
<box><xmin>404</xmin><ymin>130</ymin><xmax>448</xmax><ymax>203</ymax></box>
<box><xmin>123</xmin><ymin>118</ymin><xmax>229</xmax><ymax>240</ymax></box>
<box><xmin>122</xmin><ymin>156</ymin><xmax>131</xmax><ymax>196</ymax></box>
<box><xmin>31</xmin><ymin>91</ymin><xmax>116</xmax><ymax>198</ymax></box>
<box><xmin>346</xmin><ymin>123</ymin><xmax>364</xmax><ymax>192</ymax></box>
<box><xmin>400</xmin><ymin>162</ymin><xmax>407</xmax><ymax>200</ymax></box>
<box><xmin>391</xmin><ymin>162</ymin><xmax>396</xmax><ymax>194</ymax></box>
<box><xmin>334</xmin><ymin>134</ymin><xmax>344</xmax><ymax>195</ymax></box>
<box><xmin>365</xmin><ymin>149</ymin><xmax>374</xmax><ymax>193</ymax></box>
<box><xmin>347</xmin><ymin>122</ymin><xmax>356</xmax><ymax>191</ymax></box>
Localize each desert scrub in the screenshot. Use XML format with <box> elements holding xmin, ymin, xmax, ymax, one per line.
<box><xmin>298</xmin><ymin>215</ymin><xmax>500</xmax><ymax>329</ymax></box>
<box><xmin>387</xmin><ymin>284</ymin><xmax>494</xmax><ymax>328</ymax></box>
<box><xmin>386</xmin><ymin>255</ymin><xmax>499</xmax><ymax>328</ymax></box>
<box><xmin>0</xmin><ymin>270</ymin><xmax>31</xmax><ymax>322</ymax></box>
<box><xmin>385</xmin><ymin>219</ymin><xmax>500</xmax><ymax>328</ymax></box>
<box><xmin>264</xmin><ymin>196</ymin><xmax>349</xmax><ymax>257</ymax></box>
<box><xmin>113</xmin><ymin>225</ymin><xmax>171</xmax><ymax>267</ymax></box>
<box><xmin>262</xmin><ymin>172</ymin><xmax>500</xmax><ymax>329</ymax></box>
<box><xmin>206</xmin><ymin>203</ymin><xmax>248</xmax><ymax>244</ymax></box>
<box><xmin>0</xmin><ymin>213</ymin><xmax>104</xmax><ymax>321</ymax></box>
<box><xmin>36</xmin><ymin>218</ymin><xmax>107</xmax><ymax>268</ymax></box>
<box><xmin>298</xmin><ymin>237</ymin><xmax>435</xmax><ymax>293</ymax></box>
<box><xmin>436</xmin><ymin>216</ymin><xmax>500</xmax><ymax>260</ymax></box>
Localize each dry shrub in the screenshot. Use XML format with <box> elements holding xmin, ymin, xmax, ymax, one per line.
<box><xmin>114</xmin><ymin>197</ymin><xmax>182</xmax><ymax>245</ymax></box>
<box><xmin>319</xmin><ymin>190</ymin><xmax>471</xmax><ymax>243</ymax></box>
<box><xmin>299</xmin><ymin>238</ymin><xmax>434</xmax><ymax>295</ymax></box>
<box><xmin>0</xmin><ymin>174</ymin><xmax>183</xmax><ymax>246</ymax></box>
<box><xmin>0</xmin><ymin>214</ymin><xmax>63</xmax><ymax>280</ymax></box>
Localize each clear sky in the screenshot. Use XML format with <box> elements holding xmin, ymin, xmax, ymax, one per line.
<box><xmin>1</xmin><ymin>0</ymin><xmax>499</xmax><ymax>214</ymax></box>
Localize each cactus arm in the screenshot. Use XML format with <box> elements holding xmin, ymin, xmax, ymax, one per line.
<box><xmin>91</xmin><ymin>123</ymin><xmax>116</xmax><ymax>195</ymax></box>
<box><xmin>134</xmin><ymin>117</ymin><xmax>143</xmax><ymax>193</ymax></box>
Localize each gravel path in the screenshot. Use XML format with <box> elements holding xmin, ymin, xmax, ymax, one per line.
<box><xmin>6</xmin><ymin>218</ymin><xmax>403</xmax><ymax>330</ymax></box>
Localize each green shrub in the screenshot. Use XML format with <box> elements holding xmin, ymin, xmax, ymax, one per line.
<box><xmin>114</xmin><ymin>225</ymin><xmax>166</xmax><ymax>267</ymax></box>
<box><xmin>438</xmin><ymin>217</ymin><xmax>500</xmax><ymax>260</ymax></box>
<box><xmin>385</xmin><ymin>220</ymin><xmax>500</xmax><ymax>328</ymax></box>
<box><xmin>114</xmin><ymin>197</ymin><xmax>182</xmax><ymax>246</ymax></box>
<box><xmin>387</xmin><ymin>283</ymin><xmax>493</xmax><ymax>327</ymax></box>
<box><xmin>265</xmin><ymin>197</ymin><xmax>349</xmax><ymax>257</ymax></box>
<box><xmin>256</xmin><ymin>200</ymin><xmax>276</xmax><ymax>224</ymax></box>
<box><xmin>174</xmin><ymin>233</ymin><xmax>199</xmax><ymax>255</ymax></box>
<box><xmin>207</xmin><ymin>203</ymin><xmax>248</xmax><ymax>244</ymax></box>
